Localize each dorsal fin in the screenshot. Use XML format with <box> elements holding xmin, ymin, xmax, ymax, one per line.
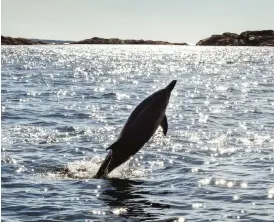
<box><xmin>106</xmin><ymin>139</ymin><xmax>121</xmax><ymax>151</ymax></box>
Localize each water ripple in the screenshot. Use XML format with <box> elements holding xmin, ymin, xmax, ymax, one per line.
<box><xmin>1</xmin><ymin>45</ymin><xmax>274</xmax><ymax>221</ymax></box>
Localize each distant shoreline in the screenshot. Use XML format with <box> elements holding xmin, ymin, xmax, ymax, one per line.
<box><xmin>1</xmin><ymin>36</ymin><xmax>187</xmax><ymax>46</ymax></box>
<box><xmin>1</xmin><ymin>30</ymin><xmax>274</xmax><ymax>46</ymax></box>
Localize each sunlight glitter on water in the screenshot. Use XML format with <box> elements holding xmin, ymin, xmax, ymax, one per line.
<box><xmin>2</xmin><ymin>45</ymin><xmax>274</xmax><ymax>221</ymax></box>
<box><xmin>268</xmin><ymin>188</ymin><xmax>274</xmax><ymax>199</ymax></box>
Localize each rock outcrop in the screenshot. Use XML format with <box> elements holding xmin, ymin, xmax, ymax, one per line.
<box><xmin>1</xmin><ymin>36</ymin><xmax>47</xmax><ymax>45</ymax></box>
<box><xmin>74</xmin><ymin>37</ymin><xmax>187</xmax><ymax>45</ymax></box>
<box><xmin>196</xmin><ymin>30</ymin><xmax>274</xmax><ymax>46</ymax></box>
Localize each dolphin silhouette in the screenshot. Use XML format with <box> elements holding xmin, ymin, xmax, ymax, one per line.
<box><xmin>94</xmin><ymin>80</ymin><xmax>177</xmax><ymax>179</ymax></box>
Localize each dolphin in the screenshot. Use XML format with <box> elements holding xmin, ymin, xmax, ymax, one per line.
<box><xmin>94</xmin><ymin>80</ymin><xmax>177</xmax><ymax>179</ymax></box>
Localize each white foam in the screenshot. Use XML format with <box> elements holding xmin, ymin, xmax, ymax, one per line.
<box><xmin>43</xmin><ymin>156</ymin><xmax>147</xmax><ymax>180</ymax></box>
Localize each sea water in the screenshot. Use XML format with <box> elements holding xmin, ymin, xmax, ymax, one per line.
<box><xmin>1</xmin><ymin>45</ymin><xmax>274</xmax><ymax>221</ymax></box>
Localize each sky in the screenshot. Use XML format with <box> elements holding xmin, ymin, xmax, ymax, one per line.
<box><xmin>2</xmin><ymin>0</ymin><xmax>274</xmax><ymax>43</ymax></box>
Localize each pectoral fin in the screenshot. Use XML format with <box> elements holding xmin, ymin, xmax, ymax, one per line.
<box><xmin>161</xmin><ymin>115</ymin><xmax>168</xmax><ymax>136</ymax></box>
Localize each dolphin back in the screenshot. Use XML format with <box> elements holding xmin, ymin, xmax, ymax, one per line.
<box><xmin>119</xmin><ymin>89</ymin><xmax>162</xmax><ymax>138</ymax></box>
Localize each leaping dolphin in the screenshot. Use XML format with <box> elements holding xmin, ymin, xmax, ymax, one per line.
<box><xmin>94</xmin><ymin>80</ymin><xmax>177</xmax><ymax>179</ymax></box>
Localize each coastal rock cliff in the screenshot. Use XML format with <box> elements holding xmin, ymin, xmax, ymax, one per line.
<box><xmin>74</xmin><ymin>37</ymin><xmax>187</xmax><ymax>45</ymax></box>
<box><xmin>196</xmin><ymin>30</ymin><xmax>274</xmax><ymax>46</ymax></box>
<box><xmin>1</xmin><ymin>36</ymin><xmax>47</xmax><ymax>45</ymax></box>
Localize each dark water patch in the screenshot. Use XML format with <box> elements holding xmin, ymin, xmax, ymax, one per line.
<box><xmin>99</xmin><ymin>178</ymin><xmax>171</xmax><ymax>221</ymax></box>
<box><xmin>73</xmin><ymin>112</ymin><xmax>91</xmax><ymax>119</ymax></box>
<box><xmin>1</xmin><ymin>112</ymin><xmax>26</xmax><ymax>120</ymax></box>
<box><xmin>40</xmin><ymin>112</ymin><xmax>68</xmax><ymax>118</ymax></box>
<box><xmin>56</xmin><ymin>125</ymin><xmax>76</xmax><ymax>132</ymax></box>
<box><xmin>103</xmin><ymin>92</ymin><xmax>117</xmax><ymax>98</ymax></box>
<box><xmin>32</xmin><ymin>121</ymin><xmax>58</xmax><ymax>127</ymax></box>
<box><xmin>1</xmin><ymin>89</ymin><xmax>9</xmax><ymax>93</ymax></box>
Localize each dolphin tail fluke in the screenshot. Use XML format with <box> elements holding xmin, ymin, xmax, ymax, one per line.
<box><xmin>93</xmin><ymin>150</ymin><xmax>113</xmax><ymax>179</ymax></box>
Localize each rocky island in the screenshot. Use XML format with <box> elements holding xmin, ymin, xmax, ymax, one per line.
<box><xmin>1</xmin><ymin>35</ymin><xmax>187</xmax><ymax>46</ymax></box>
<box><xmin>73</xmin><ymin>37</ymin><xmax>187</xmax><ymax>45</ymax></box>
<box><xmin>2</xmin><ymin>30</ymin><xmax>274</xmax><ymax>46</ymax></box>
<box><xmin>1</xmin><ymin>35</ymin><xmax>47</xmax><ymax>45</ymax></box>
<box><xmin>196</xmin><ymin>30</ymin><xmax>274</xmax><ymax>46</ymax></box>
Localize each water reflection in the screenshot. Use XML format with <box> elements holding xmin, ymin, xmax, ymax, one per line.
<box><xmin>100</xmin><ymin>178</ymin><xmax>170</xmax><ymax>221</ymax></box>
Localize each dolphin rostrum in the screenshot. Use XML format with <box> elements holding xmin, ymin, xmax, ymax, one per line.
<box><xmin>94</xmin><ymin>80</ymin><xmax>177</xmax><ymax>179</ymax></box>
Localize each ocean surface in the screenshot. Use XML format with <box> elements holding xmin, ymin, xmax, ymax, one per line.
<box><xmin>1</xmin><ymin>45</ymin><xmax>274</xmax><ymax>222</ymax></box>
